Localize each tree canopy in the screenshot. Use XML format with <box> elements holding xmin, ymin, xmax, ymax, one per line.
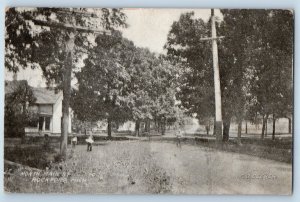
<box><xmin>165</xmin><ymin>10</ymin><xmax>293</xmax><ymax>141</ymax></box>
<box><xmin>5</xmin><ymin>80</ymin><xmax>37</xmax><ymax>138</ymax></box>
<box><xmin>5</xmin><ymin>8</ymin><xmax>128</xmax><ymax>155</ymax></box>
<box><xmin>72</xmin><ymin>32</ymin><xmax>180</xmax><ymax>136</ymax></box>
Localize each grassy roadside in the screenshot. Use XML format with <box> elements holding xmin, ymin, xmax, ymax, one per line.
<box><xmin>190</xmin><ymin>137</ymin><xmax>292</xmax><ymax>163</ymax></box>
<box><xmin>4</xmin><ymin>142</ymin><xmax>172</xmax><ymax>194</ymax></box>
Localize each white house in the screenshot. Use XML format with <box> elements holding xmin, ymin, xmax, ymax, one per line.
<box><xmin>26</xmin><ymin>87</ymin><xmax>72</xmax><ymax>136</ymax></box>
<box><xmin>5</xmin><ymin>80</ymin><xmax>72</xmax><ymax>136</ymax></box>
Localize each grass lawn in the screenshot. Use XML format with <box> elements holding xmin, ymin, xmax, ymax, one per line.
<box><xmin>4</xmin><ymin>140</ymin><xmax>292</xmax><ymax>194</ymax></box>
<box><xmin>194</xmin><ymin>137</ymin><xmax>293</xmax><ymax>163</ymax></box>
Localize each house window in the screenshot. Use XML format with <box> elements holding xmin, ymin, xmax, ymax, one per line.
<box><xmin>39</xmin><ymin>117</ymin><xmax>44</xmax><ymax>131</ymax></box>
<box><xmin>45</xmin><ymin>117</ymin><xmax>51</xmax><ymax>131</ymax></box>
<box><xmin>38</xmin><ymin>116</ymin><xmax>51</xmax><ymax>131</ymax></box>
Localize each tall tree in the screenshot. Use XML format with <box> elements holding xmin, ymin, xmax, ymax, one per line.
<box><xmin>126</xmin><ymin>48</ymin><xmax>158</xmax><ymax>136</ymax></box>
<box><xmin>164</xmin><ymin>12</ymin><xmax>215</xmax><ymax>131</ymax></box>
<box><xmin>5</xmin><ymin>8</ymin><xmax>127</xmax><ymax>157</ymax></box>
<box><xmin>242</xmin><ymin>10</ymin><xmax>293</xmax><ymax>139</ymax></box>
<box><xmin>150</xmin><ymin>59</ymin><xmax>179</xmax><ymax>135</ymax></box>
<box><xmin>218</xmin><ymin>9</ymin><xmax>257</xmax><ymax>142</ymax></box>
<box><xmin>72</xmin><ymin>32</ymin><xmax>132</xmax><ymax>138</ymax></box>
<box><xmin>5</xmin><ymin>80</ymin><xmax>37</xmax><ymax>139</ymax></box>
<box><xmin>73</xmin><ymin>36</ymin><xmax>179</xmax><ymax>137</ymax></box>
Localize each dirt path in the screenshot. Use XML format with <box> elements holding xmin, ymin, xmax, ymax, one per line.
<box><xmin>5</xmin><ymin>141</ymin><xmax>292</xmax><ymax>194</ymax></box>
<box><xmin>148</xmin><ymin>142</ymin><xmax>292</xmax><ymax>194</ymax></box>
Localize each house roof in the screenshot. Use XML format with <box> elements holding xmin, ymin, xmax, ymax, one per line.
<box><xmin>5</xmin><ymin>80</ymin><xmax>62</xmax><ymax>104</ymax></box>
<box><xmin>32</xmin><ymin>87</ymin><xmax>62</xmax><ymax>104</ymax></box>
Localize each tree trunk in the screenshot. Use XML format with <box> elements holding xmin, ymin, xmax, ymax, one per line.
<box><xmin>116</xmin><ymin>121</ymin><xmax>119</xmax><ymax>130</ymax></box>
<box><xmin>135</xmin><ymin>120</ymin><xmax>140</xmax><ymax>137</ymax></box>
<box><xmin>245</xmin><ymin>121</ymin><xmax>248</xmax><ymax>134</ymax></box>
<box><xmin>272</xmin><ymin>114</ymin><xmax>276</xmax><ymax>140</ymax></box>
<box><xmin>237</xmin><ymin>120</ymin><xmax>242</xmax><ymax>145</ymax></box>
<box><xmin>213</xmin><ymin>119</ymin><xmax>216</xmax><ymax>136</ymax></box>
<box><xmin>107</xmin><ymin>118</ymin><xmax>112</xmax><ymax>138</ymax></box>
<box><xmin>261</xmin><ymin>115</ymin><xmax>267</xmax><ymax>139</ymax></box>
<box><xmin>265</xmin><ymin>118</ymin><xmax>268</xmax><ymax>137</ymax></box>
<box><xmin>21</xmin><ymin>102</ymin><xmax>27</xmax><ymax>144</ymax></box>
<box><xmin>205</xmin><ymin>125</ymin><xmax>210</xmax><ymax>135</ymax></box>
<box><xmin>61</xmin><ymin>98</ymin><xmax>70</xmax><ymax>158</ymax></box>
<box><xmin>143</xmin><ymin>121</ymin><xmax>147</xmax><ymax>132</ymax></box>
<box><xmin>164</xmin><ymin>117</ymin><xmax>167</xmax><ymax>134</ymax></box>
<box><xmin>261</xmin><ymin>116</ymin><xmax>265</xmax><ymax>139</ymax></box>
<box><xmin>157</xmin><ymin>120</ymin><xmax>160</xmax><ymax>132</ymax></box>
<box><xmin>145</xmin><ymin>119</ymin><xmax>151</xmax><ymax>133</ymax></box>
<box><xmin>288</xmin><ymin>117</ymin><xmax>292</xmax><ymax>134</ymax></box>
<box><xmin>154</xmin><ymin>117</ymin><xmax>159</xmax><ymax>132</ymax></box>
<box><xmin>160</xmin><ymin>121</ymin><xmax>163</xmax><ymax>135</ymax></box>
<box><xmin>161</xmin><ymin>117</ymin><xmax>166</xmax><ymax>136</ymax></box>
<box><xmin>60</xmin><ymin>33</ymin><xmax>74</xmax><ymax>159</ymax></box>
<box><xmin>222</xmin><ymin>117</ymin><xmax>231</xmax><ymax>142</ymax></box>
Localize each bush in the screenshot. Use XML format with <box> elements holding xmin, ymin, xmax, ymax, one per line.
<box><xmin>4</xmin><ymin>145</ymin><xmax>58</xmax><ymax>169</ymax></box>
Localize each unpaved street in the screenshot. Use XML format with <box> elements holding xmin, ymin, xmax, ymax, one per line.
<box><xmin>148</xmin><ymin>142</ymin><xmax>292</xmax><ymax>194</ymax></box>
<box><xmin>5</xmin><ymin>141</ymin><xmax>292</xmax><ymax>194</ymax></box>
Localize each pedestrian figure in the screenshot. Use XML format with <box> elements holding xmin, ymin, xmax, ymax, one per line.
<box><xmin>85</xmin><ymin>135</ymin><xmax>94</xmax><ymax>151</ymax></box>
<box><xmin>176</xmin><ymin>129</ymin><xmax>183</xmax><ymax>148</ymax></box>
<box><xmin>71</xmin><ymin>135</ymin><xmax>78</xmax><ymax>148</ymax></box>
<box><xmin>174</xmin><ymin>121</ymin><xmax>185</xmax><ymax>148</ymax></box>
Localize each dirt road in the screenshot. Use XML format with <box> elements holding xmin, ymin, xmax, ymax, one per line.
<box><xmin>5</xmin><ymin>141</ymin><xmax>292</xmax><ymax>194</ymax></box>
<box><xmin>148</xmin><ymin>142</ymin><xmax>292</xmax><ymax>194</ymax></box>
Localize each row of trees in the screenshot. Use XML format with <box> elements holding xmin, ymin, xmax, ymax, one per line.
<box><xmin>5</xmin><ymin>8</ymin><xmax>293</xmax><ymax>157</ymax></box>
<box><xmin>165</xmin><ymin>10</ymin><xmax>293</xmax><ymax>141</ymax></box>
<box><xmin>71</xmin><ymin>31</ymin><xmax>182</xmax><ymax>137</ymax></box>
<box><xmin>5</xmin><ymin>8</ymin><xmax>183</xmax><ymax>144</ymax></box>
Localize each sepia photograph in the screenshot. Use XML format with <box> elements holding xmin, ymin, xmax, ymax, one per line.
<box><xmin>4</xmin><ymin>8</ymin><xmax>293</xmax><ymax>194</ymax></box>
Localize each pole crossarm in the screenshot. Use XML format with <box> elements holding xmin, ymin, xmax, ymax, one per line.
<box><xmin>199</xmin><ymin>36</ymin><xmax>225</xmax><ymax>41</ymax></box>
<box><xmin>56</xmin><ymin>10</ymin><xmax>101</xmax><ymax>18</ymax></box>
<box><xmin>23</xmin><ymin>14</ymin><xmax>111</xmax><ymax>35</ymax></box>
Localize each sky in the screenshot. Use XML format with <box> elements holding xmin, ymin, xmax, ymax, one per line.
<box><xmin>5</xmin><ymin>9</ymin><xmax>222</xmax><ymax>87</ymax></box>
<box><xmin>121</xmin><ymin>8</ymin><xmax>221</xmax><ymax>53</ymax></box>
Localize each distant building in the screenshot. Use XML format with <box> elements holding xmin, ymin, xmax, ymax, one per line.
<box><xmin>5</xmin><ymin>80</ymin><xmax>72</xmax><ymax>136</ymax></box>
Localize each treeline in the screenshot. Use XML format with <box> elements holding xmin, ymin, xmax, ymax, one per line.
<box><xmin>71</xmin><ymin>31</ymin><xmax>183</xmax><ymax>137</ymax></box>
<box><xmin>164</xmin><ymin>10</ymin><xmax>293</xmax><ymax>141</ymax></box>
<box><xmin>5</xmin><ymin>8</ymin><xmax>293</xmax><ymax>143</ymax></box>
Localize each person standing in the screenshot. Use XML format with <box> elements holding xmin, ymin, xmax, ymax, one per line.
<box><xmin>85</xmin><ymin>135</ymin><xmax>94</xmax><ymax>151</ymax></box>
<box><xmin>71</xmin><ymin>135</ymin><xmax>78</xmax><ymax>148</ymax></box>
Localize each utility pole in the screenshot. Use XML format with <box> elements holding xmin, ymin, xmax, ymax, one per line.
<box><xmin>200</xmin><ymin>9</ymin><xmax>223</xmax><ymax>141</ymax></box>
<box><xmin>211</xmin><ymin>9</ymin><xmax>223</xmax><ymax>141</ymax></box>
<box><xmin>60</xmin><ymin>32</ymin><xmax>75</xmax><ymax>157</ymax></box>
<box><xmin>28</xmin><ymin>9</ymin><xmax>110</xmax><ymax>158</ymax></box>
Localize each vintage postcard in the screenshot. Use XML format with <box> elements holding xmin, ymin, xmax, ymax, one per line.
<box><xmin>4</xmin><ymin>8</ymin><xmax>293</xmax><ymax>194</ymax></box>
